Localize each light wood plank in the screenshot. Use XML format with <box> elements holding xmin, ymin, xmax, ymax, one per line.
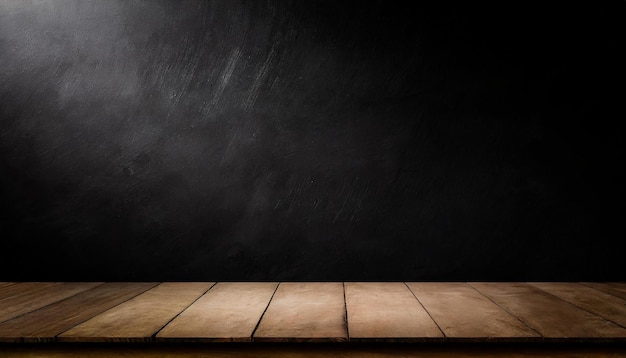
<box><xmin>0</xmin><ymin>283</ymin><xmax>103</xmax><ymax>323</ymax></box>
<box><xmin>0</xmin><ymin>282</ymin><xmax>158</xmax><ymax>342</ymax></box>
<box><xmin>407</xmin><ymin>283</ymin><xmax>539</xmax><ymax>341</ymax></box>
<box><xmin>580</xmin><ymin>283</ymin><xmax>626</xmax><ymax>301</ymax></box>
<box><xmin>253</xmin><ymin>282</ymin><xmax>347</xmax><ymax>342</ymax></box>
<box><xmin>530</xmin><ymin>283</ymin><xmax>626</xmax><ymax>329</ymax></box>
<box><xmin>58</xmin><ymin>282</ymin><xmax>214</xmax><ymax>342</ymax></box>
<box><xmin>157</xmin><ymin>282</ymin><xmax>277</xmax><ymax>342</ymax></box>
<box><xmin>470</xmin><ymin>283</ymin><xmax>626</xmax><ymax>341</ymax></box>
<box><xmin>345</xmin><ymin>282</ymin><xmax>443</xmax><ymax>342</ymax></box>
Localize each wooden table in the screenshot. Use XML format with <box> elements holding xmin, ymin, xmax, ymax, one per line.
<box><xmin>0</xmin><ymin>282</ymin><xmax>624</xmax><ymax>346</ymax></box>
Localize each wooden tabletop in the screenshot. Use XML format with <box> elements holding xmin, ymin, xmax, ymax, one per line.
<box><xmin>0</xmin><ymin>282</ymin><xmax>624</xmax><ymax>343</ymax></box>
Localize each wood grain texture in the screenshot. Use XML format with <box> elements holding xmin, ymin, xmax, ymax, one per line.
<box><xmin>470</xmin><ymin>283</ymin><xmax>626</xmax><ymax>341</ymax></box>
<box><xmin>345</xmin><ymin>282</ymin><xmax>443</xmax><ymax>342</ymax></box>
<box><xmin>580</xmin><ymin>283</ymin><xmax>626</xmax><ymax>301</ymax></box>
<box><xmin>58</xmin><ymin>282</ymin><xmax>214</xmax><ymax>342</ymax></box>
<box><xmin>407</xmin><ymin>283</ymin><xmax>539</xmax><ymax>341</ymax></box>
<box><xmin>0</xmin><ymin>282</ymin><xmax>158</xmax><ymax>342</ymax></box>
<box><xmin>0</xmin><ymin>282</ymin><xmax>103</xmax><ymax>323</ymax></box>
<box><xmin>0</xmin><ymin>282</ymin><xmax>60</xmax><ymax>302</ymax></box>
<box><xmin>1</xmin><ymin>281</ymin><xmax>624</xmax><ymax>344</ymax></box>
<box><xmin>530</xmin><ymin>283</ymin><xmax>626</xmax><ymax>328</ymax></box>
<box><xmin>157</xmin><ymin>282</ymin><xmax>277</xmax><ymax>342</ymax></box>
<box><xmin>0</xmin><ymin>283</ymin><xmax>16</xmax><ymax>289</ymax></box>
<box><xmin>253</xmin><ymin>282</ymin><xmax>347</xmax><ymax>342</ymax></box>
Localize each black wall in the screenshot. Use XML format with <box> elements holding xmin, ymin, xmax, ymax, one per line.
<box><xmin>1</xmin><ymin>1</ymin><xmax>623</xmax><ymax>281</ymax></box>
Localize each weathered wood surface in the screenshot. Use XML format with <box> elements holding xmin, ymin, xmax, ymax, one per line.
<box><xmin>345</xmin><ymin>282</ymin><xmax>443</xmax><ymax>341</ymax></box>
<box><xmin>0</xmin><ymin>283</ymin><xmax>61</xmax><ymax>303</ymax></box>
<box><xmin>253</xmin><ymin>282</ymin><xmax>347</xmax><ymax>342</ymax></box>
<box><xmin>580</xmin><ymin>283</ymin><xmax>626</xmax><ymax>301</ymax></box>
<box><xmin>0</xmin><ymin>283</ymin><xmax>16</xmax><ymax>289</ymax></box>
<box><xmin>0</xmin><ymin>282</ymin><xmax>624</xmax><ymax>343</ymax></box>
<box><xmin>530</xmin><ymin>282</ymin><xmax>626</xmax><ymax>328</ymax></box>
<box><xmin>58</xmin><ymin>282</ymin><xmax>214</xmax><ymax>342</ymax></box>
<box><xmin>0</xmin><ymin>282</ymin><xmax>157</xmax><ymax>342</ymax></box>
<box><xmin>157</xmin><ymin>282</ymin><xmax>277</xmax><ymax>342</ymax></box>
<box><xmin>407</xmin><ymin>282</ymin><xmax>539</xmax><ymax>341</ymax></box>
<box><xmin>470</xmin><ymin>283</ymin><xmax>626</xmax><ymax>341</ymax></box>
<box><xmin>0</xmin><ymin>282</ymin><xmax>103</xmax><ymax>323</ymax></box>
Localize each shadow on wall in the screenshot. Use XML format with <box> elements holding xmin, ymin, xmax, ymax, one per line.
<box><xmin>0</xmin><ymin>0</ymin><xmax>624</xmax><ymax>281</ymax></box>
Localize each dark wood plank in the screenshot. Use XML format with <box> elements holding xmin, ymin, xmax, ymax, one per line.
<box><xmin>253</xmin><ymin>282</ymin><xmax>347</xmax><ymax>342</ymax></box>
<box><xmin>580</xmin><ymin>283</ymin><xmax>626</xmax><ymax>301</ymax></box>
<box><xmin>345</xmin><ymin>282</ymin><xmax>443</xmax><ymax>342</ymax></box>
<box><xmin>530</xmin><ymin>283</ymin><xmax>626</xmax><ymax>328</ymax></box>
<box><xmin>407</xmin><ymin>283</ymin><xmax>539</xmax><ymax>342</ymax></box>
<box><xmin>157</xmin><ymin>282</ymin><xmax>277</xmax><ymax>342</ymax></box>
<box><xmin>0</xmin><ymin>283</ymin><xmax>16</xmax><ymax>289</ymax></box>
<box><xmin>0</xmin><ymin>282</ymin><xmax>158</xmax><ymax>342</ymax></box>
<box><xmin>58</xmin><ymin>282</ymin><xmax>214</xmax><ymax>342</ymax></box>
<box><xmin>470</xmin><ymin>282</ymin><xmax>626</xmax><ymax>341</ymax></box>
<box><xmin>0</xmin><ymin>282</ymin><xmax>60</xmax><ymax>302</ymax></box>
<box><xmin>0</xmin><ymin>282</ymin><xmax>103</xmax><ymax>323</ymax></box>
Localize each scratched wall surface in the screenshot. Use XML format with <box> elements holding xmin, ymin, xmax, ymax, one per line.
<box><xmin>0</xmin><ymin>1</ymin><xmax>623</xmax><ymax>280</ymax></box>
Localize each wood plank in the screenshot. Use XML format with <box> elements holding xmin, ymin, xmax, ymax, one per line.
<box><xmin>0</xmin><ymin>283</ymin><xmax>17</xmax><ymax>289</ymax></box>
<box><xmin>0</xmin><ymin>282</ymin><xmax>103</xmax><ymax>323</ymax></box>
<box><xmin>0</xmin><ymin>282</ymin><xmax>60</xmax><ymax>302</ymax></box>
<box><xmin>580</xmin><ymin>283</ymin><xmax>626</xmax><ymax>301</ymax></box>
<box><xmin>530</xmin><ymin>283</ymin><xmax>626</xmax><ymax>329</ymax></box>
<box><xmin>0</xmin><ymin>282</ymin><xmax>158</xmax><ymax>342</ymax></box>
<box><xmin>253</xmin><ymin>282</ymin><xmax>347</xmax><ymax>342</ymax></box>
<box><xmin>345</xmin><ymin>282</ymin><xmax>443</xmax><ymax>342</ymax></box>
<box><xmin>407</xmin><ymin>282</ymin><xmax>539</xmax><ymax>342</ymax></box>
<box><xmin>58</xmin><ymin>282</ymin><xmax>214</xmax><ymax>342</ymax></box>
<box><xmin>157</xmin><ymin>282</ymin><xmax>277</xmax><ymax>342</ymax></box>
<box><xmin>470</xmin><ymin>282</ymin><xmax>626</xmax><ymax>341</ymax></box>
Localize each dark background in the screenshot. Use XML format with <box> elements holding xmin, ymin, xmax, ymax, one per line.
<box><xmin>1</xmin><ymin>1</ymin><xmax>623</xmax><ymax>281</ymax></box>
